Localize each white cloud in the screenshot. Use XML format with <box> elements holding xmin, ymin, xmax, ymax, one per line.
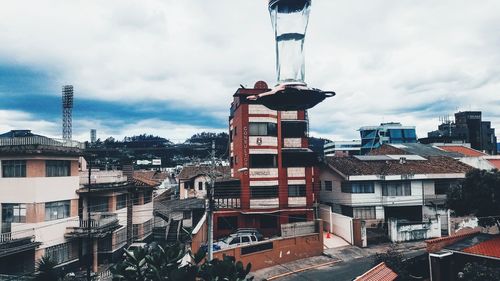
<box><xmin>0</xmin><ymin>1</ymin><xmax>499</xmax><ymax>140</ymax></box>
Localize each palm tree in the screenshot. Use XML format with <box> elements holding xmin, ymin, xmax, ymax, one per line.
<box><xmin>35</xmin><ymin>256</ymin><xmax>60</xmax><ymax>281</ymax></box>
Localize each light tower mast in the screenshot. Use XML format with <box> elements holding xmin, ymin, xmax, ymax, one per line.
<box><xmin>62</xmin><ymin>85</ymin><xmax>74</xmax><ymax>140</ymax></box>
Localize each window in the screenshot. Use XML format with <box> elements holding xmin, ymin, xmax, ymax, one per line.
<box><xmin>45</xmin><ymin>242</ymin><xmax>75</xmax><ymax>264</ymax></box>
<box><xmin>288</xmin><ymin>185</ymin><xmax>306</xmax><ymax>197</ymax></box>
<box><xmin>116</xmin><ymin>194</ymin><xmax>127</xmax><ymax>210</ymax></box>
<box><xmin>88</xmin><ymin>197</ymin><xmax>109</xmax><ymax>213</ymax></box>
<box><xmin>353</xmin><ymin>207</ymin><xmax>376</xmax><ymax>219</ymax></box>
<box><xmin>132</xmin><ymin>193</ymin><xmax>141</xmax><ymax>205</ymax></box>
<box><xmin>229</xmin><ymin>237</ymin><xmax>241</xmax><ymax>245</ymax></box>
<box><xmin>46</xmin><ymin>160</ymin><xmax>71</xmax><ymax>177</ymax></box>
<box><xmin>241</xmin><ymin>236</ymin><xmax>250</xmax><ymax>243</ymax></box>
<box><xmin>144</xmin><ymin>191</ymin><xmax>152</xmax><ymax>204</ymax></box>
<box><xmin>2</xmin><ymin>160</ymin><xmax>26</xmax><ymax>177</ymax></box>
<box><xmin>435</xmin><ymin>180</ymin><xmax>456</xmax><ymax>195</ymax></box>
<box><xmin>251</xmin><ymin>186</ymin><xmax>278</xmax><ymax>199</ymax></box>
<box><xmin>249</xmin><ymin>122</ymin><xmax>277</xmax><ymax>136</ymax></box>
<box><xmin>324</xmin><ymin>181</ymin><xmax>333</xmax><ymax>191</ymax></box>
<box><xmin>260</xmin><ymin>216</ymin><xmax>277</xmax><ymax>228</ymax></box>
<box><xmin>289</xmin><ymin>214</ymin><xmax>307</xmax><ymax>223</ymax></box>
<box><xmin>281</xmin><ymin>121</ymin><xmax>307</xmax><ymax>138</ymax></box>
<box><xmin>1</xmin><ymin>204</ymin><xmax>26</xmax><ymax>233</ymax></box>
<box><xmin>217</xmin><ymin>216</ymin><xmax>238</xmax><ymax>230</ymax></box>
<box><xmin>341</xmin><ymin>182</ymin><xmax>374</xmax><ymax>193</ymax></box>
<box><xmin>249</xmin><ymin>154</ymin><xmax>277</xmax><ymax>168</ymax></box>
<box><xmin>198</xmin><ymin>182</ymin><xmax>203</xmax><ymax>190</ymax></box>
<box><xmin>382</xmin><ymin>181</ymin><xmax>411</xmax><ymax>196</ymax></box>
<box><xmin>45</xmin><ymin>201</ymin><xmax>70</xmax><ymax>221</ymax></box>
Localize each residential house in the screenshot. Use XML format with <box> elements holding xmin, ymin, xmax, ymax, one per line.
<box><xmin>177</xmin><ymin>166</ymin><xmax>230</xmax><ymax>199</ymax></box>
<box><xmin>0</xmin><ymin>130</ymin><xmax>83</xmax><ymax>275</ymax></box>
<box><xmin>319</xmin><ymin>154</ymin><xmax>472</xmax><ymax>238</ymax></box>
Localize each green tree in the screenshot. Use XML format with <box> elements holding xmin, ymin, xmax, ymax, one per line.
<box><xmin>373</xmin><ymin>244</ymin><xmax>410</xmax><ymax>280</ymax></box>
<box><xmin>446</xmin><ymin>169</ymin><xmax>500</xmax><ymax>229</ymax></box>
<box><xmin>111</xmin><ymin>242</ymin><xmax>252</xmax><ymax>281</ymax></box>
<box><xmin>35</xmin><ymin>256</ymin><xmax>60</xmax><ymax>281</ymax></box>
<box><xmin>460</xmin><ymin>261</ymin><xmax>500</xmax><ymax>281</ymax></box>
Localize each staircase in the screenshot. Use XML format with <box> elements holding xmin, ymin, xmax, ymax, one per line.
<box><xmin>166</xmin><ymin>220</ymin><xmax>181</xmax><ymax>243</ymax></box>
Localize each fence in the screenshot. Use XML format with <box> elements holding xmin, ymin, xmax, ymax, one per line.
<box><xmin>388</xmin><ymin>217</ymin><xmax>441</xmax><ymax>242</ymax></box>
<box><xmin>320</xmin><ymin>204</ymin><xmax>354</xmax><ymax>244</ymax></box>
<box><xmin>0</xmin><ymin>228</ymin><xmax>35</xmax><ymax>243</ymax></box>
<box><xmin>281</xmin><ymin>221</ymin><xmax>317</xmax><ymax>237</ymax></box>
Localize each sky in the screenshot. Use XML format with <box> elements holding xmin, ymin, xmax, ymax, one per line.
<box><xmin>0</xmin><ymin>0</ymin><xmax>499</xmax><ymax>143</ymax></box>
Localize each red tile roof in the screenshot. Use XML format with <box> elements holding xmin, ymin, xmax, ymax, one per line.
<box><xmin>177</xmin><ymin>166</ymin><xmax>230</xmax><ymax>180</ymax></box>
<box><xmin>354</xmin><ymin>262</ymin><xmax>398</xmax><ymax>281</ymax></box>
<box><xmin>437</xmin><ymin>145</ymin><xmax>487</xmax><ymax>157</ymax></box>
<box><xmin>325</xmin><ymin>156</ymin><xmax>472</xmax><ymax>176</ymax></box>
<box><xmin>463</xmin><ymin>235</ymin><xmax>500</xmax><ymax>259</ymax></box>
<box><xmin>487</xmin><ymin>159</ymin><xmax>500</xmax><ymax>169</ymax></box>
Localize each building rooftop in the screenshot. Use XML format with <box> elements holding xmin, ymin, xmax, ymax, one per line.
<box><xmin>354</xmin><ymin>262</ymin><xmax>398</xmax><ymax>281</ymax></box>
<box><xmin>0</xmin><ymin>130</ymin><xmax>84</xmax><ymax>156</ymax></box>
<box><xmin>445</xmin><ymin>234</ymin><xmax>500</xmax><ymax>259</ymax></box>
<box><xmin>370</xmin><ymin>143</ymin><xmax>462</xmax><ymax>158</ymax></box>
<box><xmin>324</xmin><ymin>155</ymin><xmax>472</xmax><ymax>177</ymax></box>
<box><xmin>436</xmin><ymin>145</ymin><xmax>488</xmax><ymax>157</ymax></box>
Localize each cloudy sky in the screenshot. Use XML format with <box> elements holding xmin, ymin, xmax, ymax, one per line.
<box><xmin>0</xmin><ymin>0</ymin><xmax>499</xmax><ymax>143</ymax></box>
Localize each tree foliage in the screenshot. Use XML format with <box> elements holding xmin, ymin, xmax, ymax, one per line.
<box><xmin>35</xmin><ymin>256</ymin><xmax>60</xmax><ymax>281</ymax></box>
<box><xmin>446</xmin><ymin>169</ymin><xmax>500</xmax><ymax>228</ymax></box>
<box><xmin>461</xmin><ymin>261</ymin><xmax>500</xmax><ymax>281</ymax></box>
<box><xmin>373</xmin><ymin>245</ymin><xmax>410</xmax><ymax>280</ymax></box>
<box><xmin>111</xmin><ymin>242</ymin><xmax>252</xmax><ymax>281</ymax></box>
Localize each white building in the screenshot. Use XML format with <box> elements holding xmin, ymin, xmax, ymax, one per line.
<box><xmin>319</xmin><ymin>154</ymin><xmax>472</xmax><ymax>235</ymax></box>
<box><xmin>0</xmin><ymin>130</ymin><xmax>83</xmax><ymax>275</ymax></box>
<box><xmin>324</xmin><ymin>140</ymin><xmax>361</xmax><ymax>157</ymax></box>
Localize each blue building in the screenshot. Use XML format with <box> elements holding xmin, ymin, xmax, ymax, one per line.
<box><xmin>359</xmin><ymin>122</ymin><xmax>417</xmax><ymax>154</ymax></box>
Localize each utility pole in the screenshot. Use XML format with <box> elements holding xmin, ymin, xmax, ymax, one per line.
<box><xmin>87</xmin><ymin>154</ymin><xmax>92</xmax><ymax>281</ymax></box>
<box><xmin>207</xmin><ymin>140</ymin><xmax>215</xmax><ymax>261</ymax></box>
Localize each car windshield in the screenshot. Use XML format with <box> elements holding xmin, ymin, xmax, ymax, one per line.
<box><xmin>221</xmin><ymin>236</ymin><xmax>233</xmax><ymax>244</ymax></box>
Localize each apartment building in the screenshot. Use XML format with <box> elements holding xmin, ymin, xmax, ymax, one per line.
<box><xmin>324</xmin><ymin>140</ymin><xmax>361</xmax><ymax>157</ymax></box>
<box><xmin>65</xmin><ymin>167</ymin><xmax>157</xmax><ymax>272</ymax></box>
<box><xmin>213</xmin><ymin>81</ymin><xmax>318</xmax><ymax>238</ymax></box>
<box><xmin>0</xmin><ymin>130</ymin><xmax>83</xmax><ymax>275</ymax></box>
<box><xmin>319</xmin><ymin>154</ymin><xmax>472</xmax><ymax>233</ymax></box>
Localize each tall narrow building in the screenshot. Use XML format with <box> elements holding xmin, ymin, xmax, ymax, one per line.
<box><xmin>213</xmin><ymin>81</ymin><xmax>317</xmax><ymax>238</ymax></box>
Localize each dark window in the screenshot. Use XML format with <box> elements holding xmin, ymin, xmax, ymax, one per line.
<box><xmin>229</xmin><ymin>130</ymin><xmax>233</xmax><ymax>142</ymax></box>
<box><xmin>324</xmin><ymin>181</ymin><xmax>333</xmax><ymax>191</ymax></box>
<box><xmin>341</xmin><ymin>182</ymin><xmax>374</xmax><ymax>193</ymax></box>
<box><xmin>382</xmin><ymin>181</ymin><xmax>411</xmax><ymax>196</ymax></box>
<box><xmin>2</xmin><ymin>160</ymin><xmax>26</xmax><ymax>177</ymax></box>
<box><xmin>249</xmin><ymin>122</ymin><xmax>277</xmax><ymax>136</ymax></box>
<box><xmin>340</xmin><ymin>205</ymin><xmax>353</xmax><ymax>217</ymax></box>
<box><xmin>288</xmin><ymin>185</ymin><xmax>306</xmax><ymax>197</ymax></box>
<box><xmin>281</xmin><ymin>121</ymin><xmax>307</xmax><ymax>138</ymax></box>
<box><xmin>260</xmin><ymin>216</ymin><xmax>277</xmax><ymax>228</ymax></box>
<box><xmin>198</xmin><ymin>182</ymin><xmax>203</xmax><ymax>190</ymax></box>
<box><xmin>116</xmin><ymin>194</ymin><xmax>127</xmax><ymax>210</ymax></box>
<box><xmin>217</xmin><ymin>216</ymin><xmax>238</xmax><ymax>230</ymax></box>
<box><xmin>230</xmin><ymin>156</ymin><xmax>234</xmax><ymax>168</ymax></box>
<box><xmin>234</xmin><ymin>126</ymin><xmax>237</xmax><ymax>136</ymax></box>
<box><xmin>132</xmin><ymin>193</ymin><xmax>141</xmax><ymax>205</ymax></box>
<box><xmin>241</xmin><ymin>242</ymin><xmax>273</xmax><ymax>255</ymax></box>
<box><xmin>289</xmin><ymin>214</ymin><xmax>307</xmax><ymax>223</ymax></box>
<box><xmin>143</xmin><ymin>191</ymin><xmax>152</xmax><ymax>204</ymax></box>
<box><xmin>250</xmin><ymin>154</ymin><xmax>277</xmax><ymax>168</ymax></box>
<box><xmin>89</xmin><ymin>197</ymin><xmax>109</xmax><ymax>212</ymax></box>
<box><xmin>353</xmin><ymin>207</ymin><xmax>376</xmax><ymax>219</ymax></box>
<box><xmin>251</xmin><ymin>186</ymin><xmax>278</xmax><ymax>199</ymax></box>
<box><xmin>45</xmin><ymin>201</ymin><xmax>70</xmax><ymax>221</ymax></box>
<box><xmin>1</xmin><ymin>204</ymin><xmax>26</xmax><ymax>233</ymax></box>
<box><xmin>46</xmin><ymin>160</ymin><xmax>71</xmax><ymax>177</ymax></box>
<box><xmin>241</xmin><ymin>236</ymin><xmax>250</xmax><ymax>243</ymax></box>
<box><xmin>435</xmin><ymin>180</ymin><xmax>456</xmax><ymax>195</ymax></box>
<box><xmin>229</xmin><ymin>237</ymin><xmax>241</xmax><ymax>245</ymax></box>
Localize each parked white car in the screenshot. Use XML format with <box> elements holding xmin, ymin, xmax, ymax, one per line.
<box><xmin>215</xmin><ymin>233</ymin><xmax>258</xmax><ymax>249</ymax></box>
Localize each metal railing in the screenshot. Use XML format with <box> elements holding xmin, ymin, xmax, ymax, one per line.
<box><xmin>0</xmin><ymin>136</ymin><xmax>84</xmax><ymax>148</ymax></box>
<box><xmin>0</xmin><ymin>228</ymin><xmax>35</xmax><ymax>243</ymax></box>
<box><xmin>79</xmin><ymin>214</ymin><xmax>118</xmax><ymax>229</ymax></box>
<box><xmin>215</xmin><ymin>198</ymin><xmax>241</xmax><ymax>209</ymax></box>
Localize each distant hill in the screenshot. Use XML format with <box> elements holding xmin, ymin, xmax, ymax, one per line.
<box><xmin>85</xmin><ymin>132</ymin><xmax>229</xmax><ymax>169</ymax></box>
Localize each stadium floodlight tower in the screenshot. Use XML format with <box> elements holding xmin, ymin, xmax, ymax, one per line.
<box><xmin>248</xmin><ymin>0</ymin><xmax>335</xmax><ymax>110</ymax></box>
<box><xmin>62</xmin><ymin>85</ymin><xmax>74</xmax><ymax>141</ymax></box>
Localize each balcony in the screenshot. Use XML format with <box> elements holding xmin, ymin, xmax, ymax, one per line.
<box><xmin>79</xmin><ymin>171</ymin><xmax>127</xmax><ymax>185</ymax></box>
<box><xmin>250</xmin><ymin>198</ymin><xmax>279</xmax><ymax>209</ymax></box>
<box><xmin>0</xmin><ymin>229</ymin><xmax>41</xmax><ymax>258</ymax></box>
<box><xmin>215</xmin><ymin>198</ymin><xmax>241</xmax><ymax>209</ymax></box>
<box><xmin>66</xmin><ymin>213</ymin><xmax>119</xmax><ymax>238</ymax></box>
<box><xmin>424</xmin><ymin>194</ymin><xmax>447</xmax><ymax>205</ymax></box>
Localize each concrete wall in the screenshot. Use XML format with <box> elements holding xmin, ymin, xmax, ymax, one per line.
<box><xmin>388</xmin><ymin>217</ymin><xmax>441</xmax><ymax>242</ymax></box>
<box><xmin>213</xmin><ymin>221</ymin><xmax>323</xmax><ymax>271</ymax></box>
<box><xmin>320</xmin><ymin>204</ymin><xmax>354</xmax><ymax>244</ymax></box>
<box><xmin>132</xmin><ymin>202</ymin><xmax>153</xmax><ymax>224</ymax></box>
<box><xmin>0</xmin><ymin>176</ymin><xmax>79</xmax><ymax>203</ymax></box>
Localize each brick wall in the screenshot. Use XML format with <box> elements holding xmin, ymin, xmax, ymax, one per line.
<box><xmin>26</xmin><ymin>160</ymin><xmax>45</xmax><ymax>177</ymax></box>
<box><xmin>425</xmin><ymin>229</ymin><xmax>480</xmax><ymax>253</ymax></box>
<box><xmin>213</xmin><ymin>220</ymin><xmax>323</xmax><ymax>271</ymax></box>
